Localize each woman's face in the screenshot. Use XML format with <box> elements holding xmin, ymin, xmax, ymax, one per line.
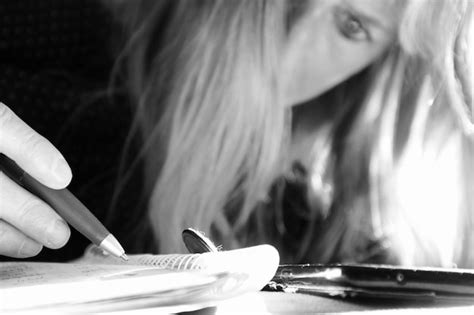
<box><xmin>282</xmin><ymin>0</ymin><xmax>403</xmax><ymax>106</ymax></box>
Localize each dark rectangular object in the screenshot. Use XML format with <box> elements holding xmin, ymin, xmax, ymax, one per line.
<box><xmin>265</xmin><ymin>264</ymin><xmax>474</xmax><ymax>302</ymax></box>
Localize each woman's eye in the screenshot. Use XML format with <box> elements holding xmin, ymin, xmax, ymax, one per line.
<box><xmin>335</xmin><ymin>9</ymin><xmax>371</xmax><ymax>42</ymax></box>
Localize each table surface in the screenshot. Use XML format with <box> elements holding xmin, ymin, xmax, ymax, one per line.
<box><xmin>210</xmin><ymin>292</ymin><xmax>474</xmax><ymax>314</ymax></box>
<box><xmin>54</xmin><ymin>290</ymin><xmax>474</xmax><ymax>314</ymax></box>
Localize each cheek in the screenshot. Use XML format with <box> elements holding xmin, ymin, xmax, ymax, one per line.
<box><xmin>281</xmin><ymin>16</ymin><xmax>390</xmax><ymax>106</ymax></box>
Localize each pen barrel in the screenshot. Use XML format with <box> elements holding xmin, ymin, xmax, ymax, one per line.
<box><xmin>27</xmin><ymin>182</ymin><xmax>109</xmax><ymax>246</ymax></box>
<box><xmin>0</xmin><ymin>154</ymin><xmax>109</xmax><ymax>246</ymax></box>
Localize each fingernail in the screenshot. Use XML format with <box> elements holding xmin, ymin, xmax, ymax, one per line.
<box><xmin>46</xmin><ymin>220</ymin><xmax>70</xmax><ymax>248</ymax></box>
<box><xmin>53</xmin><ymin>158</ymin><xmax>72</xmax><ymax>184</ymax></box>
<box><xmin>18</xmin><ymin>241</ymin><xmax>42</xmax><ymax>258</ymax></box>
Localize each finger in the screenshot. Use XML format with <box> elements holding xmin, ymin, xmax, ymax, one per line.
<box><xmin>0</xmin><ymin>173</ymin><xmax>71</xmax><ymax>249</ymax></box>
<box><xmin>0</xmin><ymin>102</ymin><xmax>72</xmax><ymax>189</ymax></box>
<box><xmin>0</xmin><ymin>220</ymin><xmax>43</xmax><ymax>258</ymax></box>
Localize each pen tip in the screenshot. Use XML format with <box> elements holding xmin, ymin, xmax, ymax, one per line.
<box><xmin>121</xmin><ymin>254</ymin><xmax>129</xmax><ymax>261</ymax></box>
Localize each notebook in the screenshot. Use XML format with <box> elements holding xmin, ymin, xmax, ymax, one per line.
<box><xmin>0</xmin><ymin>244</ymin><xmax>279</xmax><ymax>312</ymax></box>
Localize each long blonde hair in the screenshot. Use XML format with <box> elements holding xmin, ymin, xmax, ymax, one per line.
<box><xmin>109</xmin><ymin>0</ymin><xmax>473</xmax><ymax>266</ymax></box>
<box><xmin>293</xmin><ymin>0</ymin><xmax>473</xmax><ymax>267</ymax></box>
<box><xmin>109</xmin><ymin>0</ymin><xmax>290</xmax><ymax>253</ymax></box>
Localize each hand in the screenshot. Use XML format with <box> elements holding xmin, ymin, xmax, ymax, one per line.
<box><xmin>0</xmin><ymin>102</ymin><xmax>72</xmax><ymax>258</ymax></box>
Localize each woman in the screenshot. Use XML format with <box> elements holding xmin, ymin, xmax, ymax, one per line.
<box><xmin>105</xmin><ymin>0</ymin><xmax>473</xmax><ymax>267</ymax></box>
<box><xmin>1</xmin><ymin>0</ymin><xmax>472</xmax><ymax>267</ymax></box>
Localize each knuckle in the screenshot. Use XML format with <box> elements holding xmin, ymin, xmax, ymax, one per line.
<box><xmin>0</xmin><ymin>103</ymin><xmax>51</xmax><ymax>159</ymax></box>
<box><xmin>0</xmin><ymin>220</ymin><xmax>44</xmax><ymax>258</ymax></box>
<box><xmin>17</xmin><ymin>198</ymin><xmax>48</xmax><ymax>229</ymax></box>
<box><xmin>17</xmin><ymin>241</ymin><xmax>42</xmax><ymax>258</ymax></box>
<box><xmin>21</xmin><ymin>131</ymin><xmax>49</xmax><ymax>158</ymax></box>
<box><xmin>0</xmin><ymin>222</ymin><xmax>8</xmax><ymax>240</ymax></box>
<box><xmin>0</xmin><ymin>103</ymin><xmax>15</xmax><ymax>127</ymax></box>
<box><xmin>0</xmin><ymin>174</ymin><xmax>17</xmax><ymax>218</ymax></box>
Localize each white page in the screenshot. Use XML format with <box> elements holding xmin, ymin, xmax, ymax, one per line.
<box><xmin>0</xmin><ymin>261</ymin><xmax>153</xmax><ymax>287</ymax></box>
<box><xmin>1</xmin><ymin>245</ymin><xmax>279</xmax><ymax>312</ymax></box>
<box><xmin>78</xmin><ymin>244</ymin><xmax>280</xmax><ymax>293</ymax></box>
<box><xmin>0</xmin><ymin>262</ymin><xmax>219</xmax><ymax>311</ymax></box>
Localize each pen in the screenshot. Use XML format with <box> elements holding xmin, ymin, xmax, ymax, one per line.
<box><xmin>0</xmin><ymin>153</ymin><xmax>128</xmax><ymax>261</ymax></box>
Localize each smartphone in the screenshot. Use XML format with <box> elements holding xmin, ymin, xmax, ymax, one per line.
<box><xmin>265</xmin><ymin>264</ymin><xmax>474</xmax><ymax>301</ymax></box>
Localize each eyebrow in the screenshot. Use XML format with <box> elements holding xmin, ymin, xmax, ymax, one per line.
<box><xmin>340</xmin><ymin>0</ymin><xmax>396</xmax><ymax>33</ymax></box>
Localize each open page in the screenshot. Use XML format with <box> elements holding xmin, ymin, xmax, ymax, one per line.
<box><xmin>78</xmin><ymin>244</ymin><xmax>279</xmax><ymax>293</ymax></box>
<box><xmin>0</xmin><ymin>245</ymin><xmax>279</xmax><ymax>312</ymax></box>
